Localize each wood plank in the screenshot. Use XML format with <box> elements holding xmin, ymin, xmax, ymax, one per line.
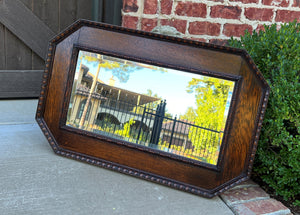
<box><xmin>59</xmin><ymin>0</ymin><xmax>77</xmax><ymax>31</ymax></box>
<box><xmin>5</xmin><ymin>28</ymin><xmax>32</xmax><ymax>69</ymax></box>
<box><xmin>76</xmin><ymin>0</ymin><xmax>92</xmax><ymax>20</ymax></box>
<box><xmin>33</xmin><ymin>0</ymin><xmax>59</xmax><ymax>33</ymax></box>
<box><xmin>31</xmin><ymin>0</ymin><xmax>58</xmax><ymax>69</ymax></box>
<box><xmin>19</xmin><ymin>0</ymin><xmax>39</xmax><ymax>70</ymax></box>
<box><xmin>0</xmin><ymin>23</ymin><xmax>5</xmax><ymax>69</ymax></box>
<box><xmin>0</xmin><ymin>70</ymin><xmax>43</xmax><ymax>98</ymax></box>
<box><xmin>20</xmin><ymin>0</ymin><xmax>32</xmax><ymax>10</ymax></box>
<box><xmin>32</xmin><ymin>51</ymin><xmax>45</xmax><ymax>70</ymax></box>
<box><xmin>0</xmin><ymin>0</ymin><xmax>55</xmax><ymax>60</ymax></box>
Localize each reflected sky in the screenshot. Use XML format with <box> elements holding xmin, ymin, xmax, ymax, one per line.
<box><xmin>76</xmin><ymin>52</ymin><xmax>207</xmax><ymax>116</ymax></box>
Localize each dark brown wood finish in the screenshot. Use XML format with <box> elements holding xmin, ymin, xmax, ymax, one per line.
<box><xmin>36</xmin><ymin>20</ymin><xmax>270</xmax><ymax>197</ymax></box>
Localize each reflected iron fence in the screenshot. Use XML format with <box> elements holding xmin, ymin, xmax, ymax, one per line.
<box><xmin>68</xmin><ymin>95</ymin><xmax>223</xmax><ymax>165</ymax></box>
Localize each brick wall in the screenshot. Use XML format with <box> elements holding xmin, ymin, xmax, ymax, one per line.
<box><xmin>122</xmin><ymin>0</ymin><xmax>300</xmax><ymax>45</ymax></box>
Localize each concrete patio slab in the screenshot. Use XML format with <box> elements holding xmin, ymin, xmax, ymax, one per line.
<box><xmin>0</xmin><ymin>99</ymin><xmax>234</xmax><ymax>215</ymax></box>
<box><xmin>0</xmin><ymin>99</ymin><xmax>37</xmax><ymax>124</ymax></box>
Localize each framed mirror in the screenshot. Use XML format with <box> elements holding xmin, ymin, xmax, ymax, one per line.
<box><xmin>36</xmin><ymin>20</ymin><xmax>269</xmax><ymax>197</ymax></box>
<box><xmin>65</xmin><ymin>49</ymin><xmax>238</xmax><ymax>167</ymax></box>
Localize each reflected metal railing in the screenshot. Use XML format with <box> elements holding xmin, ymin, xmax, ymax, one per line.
<box><xmin>67</xmin><ymin>95</ymin><xmax>223</xmax><ymax>165</ymax></box>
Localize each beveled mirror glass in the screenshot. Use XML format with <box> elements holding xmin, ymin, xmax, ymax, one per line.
<box><xmin>66</xmin><ymin>50</ymin><xmax>235</xmax><ymax>165</ymax></box>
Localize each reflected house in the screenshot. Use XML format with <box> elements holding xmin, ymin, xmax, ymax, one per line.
<box><xmin>67</xmin><ymin>64</ymin><xmax>160</xmax><ymax>133</ymax></box>
<box><xmin>161</xmin><ymin>119</ymin><xmax>194</xmax><ymax>151</ymax></box>
<box><xmin>160</xmin><ymin>119</ymin><xmax>223</xmax><ymax>163</ymax></box>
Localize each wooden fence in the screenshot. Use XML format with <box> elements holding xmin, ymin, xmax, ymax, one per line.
<box><xmin>0</xmin><ymin>0</ymin><xmax>121</xmax><ymax>98</ymax></box>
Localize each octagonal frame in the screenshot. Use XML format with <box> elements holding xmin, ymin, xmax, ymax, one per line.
<box><xmin>36</xmin><ymin>20</ymin><xmax>269</xmax><ymax>198</ymax></box>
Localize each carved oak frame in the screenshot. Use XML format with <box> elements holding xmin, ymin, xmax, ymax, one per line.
<box><xmin>36</xmin><ymin>20</ymin><xmax>269</xmax><ymax>198</ymax></box>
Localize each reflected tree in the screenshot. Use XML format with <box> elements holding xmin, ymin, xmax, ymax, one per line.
<box><xmin>78</xmin><ymin>53</ymin><xmax>120</xmax><ymax>129</ymax></box>
<box><xmin>182</xmin><ymin>77</ymin><xmax>234</xmax><ymax>156</ymax></box>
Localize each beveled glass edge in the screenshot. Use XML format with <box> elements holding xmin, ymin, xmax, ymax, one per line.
<box><xmin>59</xmin><ymin>44</ymin><xmax>242</xmax><ymax>171</ymax></box>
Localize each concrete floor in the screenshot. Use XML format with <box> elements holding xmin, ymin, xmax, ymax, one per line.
<box><xmin>0</xmin><ymin>99</ymin><xmax>233</xmax><ymax>215</ymax></box>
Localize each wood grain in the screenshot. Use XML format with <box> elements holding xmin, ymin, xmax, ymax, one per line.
<box><xmin>33</xmin><ymin>0</ymin><xmax>59</xmax><ymax>33</ymax></box>
<box><xmin>0</xmin><ymin>0</ymin><xmax>97</xmax><ymax>98</ymax></box>
<box><xmin>31</xmin><ymin>51</ymin><xmax>45</xmax><ymax>70</ymax></box>
<box><xmin>0</xmin><ymin>70</ymin><xmax>43</xmax><ymax>98</ymax></box>
<box><xmin>59</xmin><ymin>0</ymin><xmax>77</xmax><ymax>31</ymax></box>
<box><xmin>0</xmin><ymin>0</ymin><xmax>55</xmax><ymax>60</ymax></box>
<box><xmin>78</xmin><ymin>26</ymin><xmax>243</xmax><ymax>76</ymax></box>
<box><xmin>76</xmin><ymin>0</ymin><xmax>92</xmax><ymax>21</ymax></box>
<box><xmin>5</xmin><ymin>28</ymin><xmax>32</xmax><ymax>70</ymax></box>
<box><xmin>220</xmin><ymin>59</ymin><xmax>262</xmax><ymax>184</ymax></box>
<box><xmin>19</xmin><ymin>0</ymin><xmax>32</xmax><ymax>9</ymax></box>
<box><xmin>0</xmin><ymin>23</ymin><xmax>5</xmax><ymax>69</ymax></box>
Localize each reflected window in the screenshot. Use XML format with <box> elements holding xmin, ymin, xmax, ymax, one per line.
<box><xmin>96</xmin><ymin>113</ymin><xmax>121</xmax><ymax>126</ymax></box>
<box><xmin>76</xmin><ymin>99</ymin><xmax>92</xmax><ymax>120</ymax></box>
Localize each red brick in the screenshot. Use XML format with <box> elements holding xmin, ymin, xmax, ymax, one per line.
<box><xmin>123</xmin><ymin>0</ymin><xmax>138</xmax><ymax>13</ymax></box>
<box><xmin>210</xmin><ymin>5</ymin><xmax>242</xmax><ymax>19</ymax></box>
<box><xmin>221</xmin><ymin>186</ymin><xmax>269</xmax><ymax>206</ymax></box>
<box><xmin>122</xmin><ymin>16</ymin><xmax>138</xmax><ymax>29</ymax></box>
<box><xmin>233</xmin><ymin>180</ymin><xmax>259</xmax><ymax>189</ymax></box>
<box><xmin>141</xmin><ymin>18</ymin><xmax>158</xmax><ymax>32</ymax></box>
<box><xmin>144</xmin><ymin>0</ymin><xmax>158</xmax><ymax>14</ymax></box>
<box><xmin>232</xmin><ymin>199</ymin><xmax>290</xmax><ymax>215</ymax></box>
<box><xmin>188</xmin><ymin>22</ymin><xmax>221</xmax><ymax>36</ymax></box>
<box><xmin>161</xmin><ymin>0</ymin><xmax>173</xmax><ymax>15</ymax></box>
<box><xmin>293</xmin><ymin>0</ymin><xmax>300</xmax><ymax>6</ymax></box>
<box><xmin>262</xmin><ymin>0</ymin><xmax>272</xmax><ymax>5</ymax></box>
<box><xmin>256</xmin><ymin>24</ymin><xmax>266</xmax><ymax>32</ymax></box>
<box><xmin>279</xmin><ymin>0</ymin><xmax>290</xmax><ymax>6</ymax></box>
<box><xmin>223</xmin><ymin>24</ymin><xmax>253</xmax><ymax>37</ymax></box>
<box><xmin>245</xmin><ymin>8</ymin><xmax>273</xmax><ymax>21</ymax></box>
<box><xmin>175</xmin><ymin>2</ymin><xmax>207</xmax><ymax>17</ymax></box>
<box><xmin>256</xmin><ymin>23</ymin><xmax>281</xmax><ymax>33</ymax></box>
<box><xmin>209</xmin><ymin>39</ymin><xmax>229</xmax><ymax>46</ymax></box>
<box><xmin>262</xmin><ymin>0</ymin><xmax>289</xmax><ymax>7</ymax></box>
<box><xmin>231</xmin><ymin>0</ymin><xmax>259</xmax><ymax>3</ymax></box>
<box><xmin>161</xmin><ymin>19</ymin><xmax>187</xmax><ymax>34</ymax></box>
<box><xmin>276</xmin><ymin>10</ymin><xmax>300</xmax><ymax>22</ymax></box>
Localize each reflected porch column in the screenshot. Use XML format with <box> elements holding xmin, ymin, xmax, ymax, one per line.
<box><xmin>79</xmin><ymin>54</ymin><xmax>102</xmax><ymax>129</ymax></box>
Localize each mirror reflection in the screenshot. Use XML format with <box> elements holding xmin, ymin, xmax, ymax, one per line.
<box><xmin>66</xmin><ymin>50</ymin><xmax>235</xmax><ymax>165</ymax></box>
